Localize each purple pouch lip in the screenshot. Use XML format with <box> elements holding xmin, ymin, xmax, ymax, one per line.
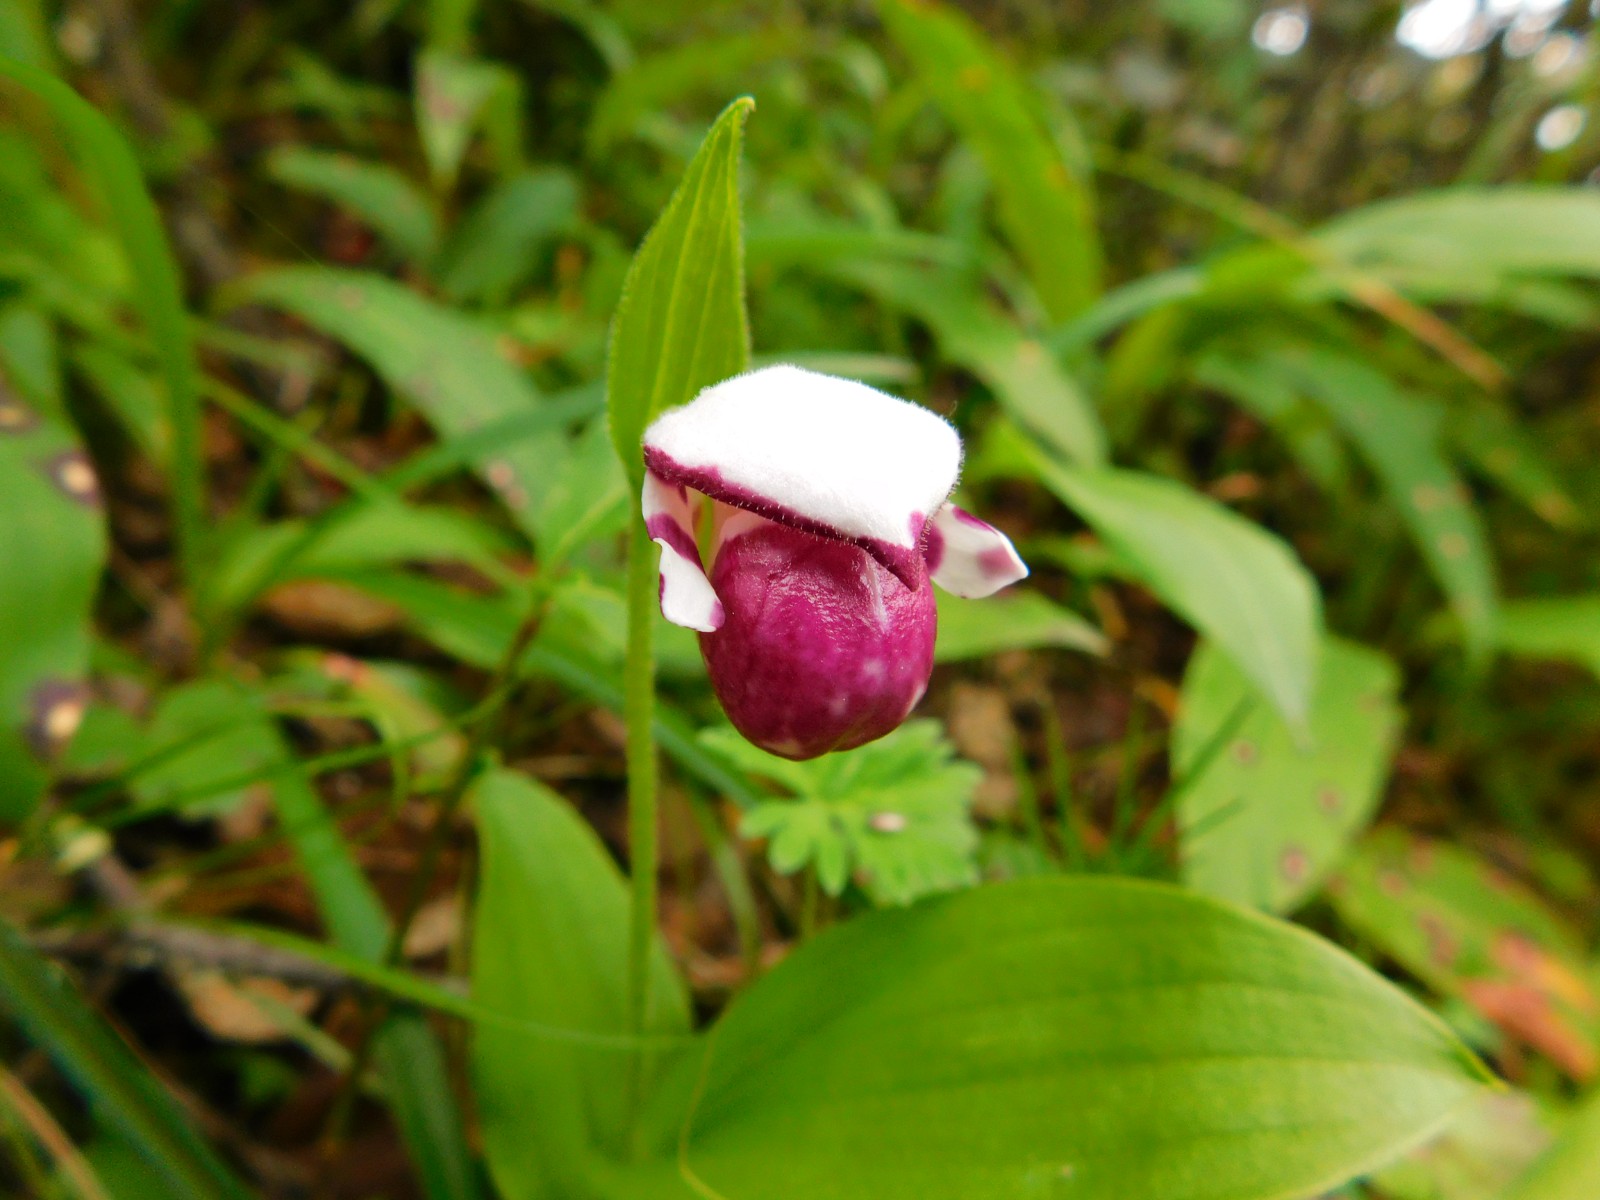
<box><xmin>638</xmin><ymin>364</ymin><xmax>1029</xmax><ymax>758</ymax></box>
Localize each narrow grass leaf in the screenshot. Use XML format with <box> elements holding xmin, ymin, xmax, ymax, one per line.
<box><xmin>934</xmin><ymin>589</ymin><xmax>1106</xmax><ymax>662</ymax></box>
<box><xmin>0</xmin><ymin>918</ymin><xmax>251</xmax><ymax>1200</ymax></box>
<box><xmin>881</xmin><ymin>0</ymin><xmax>1100</xmax><ymax>319</ymax></box>
<box><xmin>234</xmin><ymin>267</ymin><xmax>564</xmax><ymax>548</ymax></box>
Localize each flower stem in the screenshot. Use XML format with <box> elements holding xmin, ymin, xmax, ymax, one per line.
<box><xmin>623</xmin><ymin>515</ymin><xmax>660</xmax><ymax>1135</ymax></box>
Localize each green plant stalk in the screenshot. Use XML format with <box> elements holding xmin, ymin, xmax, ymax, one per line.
<box><xmin>622</xmin><ymin>515</ymin><xmax>660</xmax><ymax>1136</ymax></box>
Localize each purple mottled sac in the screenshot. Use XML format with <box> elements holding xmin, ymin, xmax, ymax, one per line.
<box><xmin>643</xmin><ymin>365</ymin><xmax>1028</xmax><ymax>760</ymax></box>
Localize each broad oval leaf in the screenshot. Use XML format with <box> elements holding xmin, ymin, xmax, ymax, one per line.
<box><xmin>472</xmin><ymin>768</ymin><xmax>690</xmax><ymax>1200</ymax></box>
<box><xmin>881</xmin><ymin>0</ymin><xmax>1100</xmax><ymax>320</ymax></box>
<box><xmin>606</xmin><ymin>97</ymin><xmax>752</xmax><ymax>484</ymax></box>
<box><xmin>637</xmin><ymin>876</ymin><xmax>1490</xmax><ymax>1200</ymax></box>
<box><xmin>1028</xmin><ymin>455</ymin><xmax>1323</xmax><ymax>730</ymax></box>
<box><xmin>1176</xmin><ymin>636</ymin><xmax>1403</xmax><ymax>914</ymax></box>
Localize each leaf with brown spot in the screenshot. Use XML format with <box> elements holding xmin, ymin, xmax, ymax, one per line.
<box><xmin>1330</xmin><ymin>829</ymin><xmax>1599</xmax><ymax>1080</ymax></box>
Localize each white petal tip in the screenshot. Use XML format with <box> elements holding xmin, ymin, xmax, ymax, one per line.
<box><xmin>927</xmin><ymin>505</ymin><xmax>1029</xmax><ymax>599</ymax></box>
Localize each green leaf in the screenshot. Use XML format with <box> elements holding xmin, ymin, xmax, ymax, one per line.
<box><xmin>264</xmin><ymin>146</ymin><xmax>441</xmax><ymax>262</ymax></box>
<box><xmin>1447</xmin><ymin>398</ymin><xmax>1580</xmax><ymax>529</ymax></box>
<box><xmin>1176</xmin><ymin>636</ymin><xmax>1403</xmax><ymax>914</ymax></box>
<box><xmin>1329</xmin><ymin>830</ymin><xmax>1598</xmax><ymax>1079</ymax></box>
<box><xmin>1028</xmin><ymin>455</ymin><xmax>1323</xmax><ymax>730</ymax></box>
<box><xmin>705</xmin><ymin>721</ymin><xmax>982</xmax><ymax>906</ymax></box>
<box><xmin>586</xmin><ymin>31</ymin><xmax>791</xmax><ymax>154</ymax></box>
<box><xmin>471</xmin><ymin>768</ymin><xmax>690</xmax><ymax>1199</ymax></box>
<box><xmin>70</xmin><ymin>341</ymin><xmax>169</xmax><ymax>463</ymax></box>
<box><xmin>634</xmin><ymin>876</ymin><xmax>1490</xmax><ymax>1200</ymax></box>
<box><xmin>825</xmin><ymin>259</ymin><xmax>1107</xmax><ymax>467</ymax></box>
<box><xmin>435</xmin><ymin>167</ymin><xmax>579</xmax><ymax>305</ymax></box>
<box><xmin>0</xmin><ymin>58</ymin><xmax>203</xmax><ymax>592</ymax></box>
<box><xmin>1495</xmin><ymin>596</ymin><xmax>1600</xmax><ymax>678</ymax></box>
<box><xmin>233</xmin><ymin>267</ymin><xmax>566</xmax><ymax>548</ymax></box>
<box><xmin>1500</xmin><ymin>1090</ymin><xmax>1600</xmax><ymax>1200</ymax></box>
<box><xmin>127</xmin><ymin>679</ymin><xmax>292</xmax><ymax>817</ymax></box>
<box><xmin>934</xmin><ymin>588</ymin><xmax>1106</xmax><ymax>662</ymax></box>
<box><xmin>0</xmin><ymin>362</ymin><xmax>105</xmax><ymax>822</ymax></box>
<box><xmin>415</xmin><ymin>49</ymin><xmax>520</xmax><ymax>187</ymax></box>
<box><xmin>881</xmin><ymin>0</ymin><xmax>1099</xmax><ymax>319</ymax></box>
<box><xmin>331</xmin><ymin>569</ymin><xmax>761</xmax><ymax>807</ymax></box>
<box><xmin>207</xmin><ymin>498</ymin><xmax>517</xmax><ymax>615</ymax></box>
<box><xmin>1316</xmin><ymin>187</ymin><xmax>1600</xmax><ymax>294</ymax></box>
<box><xmin>0</xmin><ymin>917</ymin><xmax>251</xmax><ymax>1200</ymax></box>
<box><xmin>257</xmin><ymin>706</ymin><xmax>482</xmax><ymax>1200</ymax></box>
<box><xmin>606</xmin><ymin>97</ymin><xmax>752</xmax><ymax>484</ymax></box>
<box><xmin>1227</xmin><ymin>343</ymin><xmax>1500</xmax><ymax>663</ymax></box>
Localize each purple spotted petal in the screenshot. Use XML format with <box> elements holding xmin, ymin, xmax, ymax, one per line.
<box><xmin>700</xmin><ymin>518</ymin><xmax>936</xmax><ymax>760</ymax></box>
<box><xmin>924</xmin><ymin>503</ymin><xmax>1029</xmax><ymax>598</ymax></box>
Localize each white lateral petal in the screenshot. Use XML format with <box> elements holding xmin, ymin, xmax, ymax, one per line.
<box><xmin>643</xmin><ymin>471</ymin><xmax>723</xmax><ymax>632</ymax></box>
<box><xmin>926</xmin><ymin>503</ymin><xmax>1029</xmax><ymax>598</ymax></box>
<box><xmin>643</xmin><ymin>365</ymin><xmax>961</xmax><ymax>587</ymax></box>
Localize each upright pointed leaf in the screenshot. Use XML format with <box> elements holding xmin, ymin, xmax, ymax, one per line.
<box><xmin>1028</xmin><ymin>454</ymin><xmax>1322</xmax><ymax>729</ymax></box>
<box><xmin>635</xmin><ymin>877</ymin><xmax>1490</xmax><ymax>1200</ymax></box>
<box><xmin>606</xmin><ymin>97</ymin><xmax>752</xmax><ymax>484</ymax></box>
<box><xmin>1176</xmin><ymin>636</ymin><xmax>1403</xmax><ymax>913</ymax></box>
<box><xmin>881</xmin><ymin>0</ymin><xmax>1099</xmax><ymax>319</ymax></box>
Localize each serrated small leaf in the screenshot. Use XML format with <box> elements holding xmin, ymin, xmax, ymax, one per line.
<box><xmin>707</xmin><ymin>721</ymin><xmax>982</xmax><ymax>906</ymax></box>
<box><xmin>1176</xmin><ymin>636</ymin><xmax>1403</xmax><ymax>913</ymax></box>
<box><xmin>606</xmin><ymin>98</ymin><xmax>751</xmax><ymax>484</ymax></box>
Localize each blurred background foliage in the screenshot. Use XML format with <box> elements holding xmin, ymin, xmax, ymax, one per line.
<box><xmin>2</xmin><ymin>0</ymin><xmax>1600</xmax><ymax>1196</ymax></box>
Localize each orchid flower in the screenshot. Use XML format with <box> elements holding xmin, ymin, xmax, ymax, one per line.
<box><xmin>642</xmin><ymin>365</ymin><xmax>1028</xmax><ymax>760</ymax></box>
